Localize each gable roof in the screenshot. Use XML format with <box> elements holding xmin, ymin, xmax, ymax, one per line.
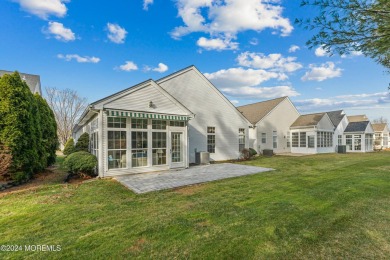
<box><xmin>76</xmin><ymin>78</ymin><xmax>194</xmax><ymax>128</ymax></box>
<box><xmin>156</xmin><ymin>65</ymin><xmax>252</xmax><ymax>125</ymax></box>
<box><xmin>291</xmin><ymin>112</ymin><xmax>326</xmax><ymax>128</ymax></box>
<box><xmin>0</xmin><ymin>70</ymin><xmax>41</xmax><ymax>94</ymax></box>
<box><xmin>344</xmin><ymin>121</ymin><xmax>370</xmax><ymax>133</ymax></box>
<box><xmin>347</xmin><ymin>115</ymin><xmax>368</xmax><ymax>122</ymax></box>
<box><xmin>326</xmin><ymin>110</ymin><xmax>345</xmax><ymax>127</ymax></box>
<box><xmin>236</xmin><ymin>97</ymin><xmax>286</xmax><ymax>125</ymax></box>
<box><xmin>372</xmin><ymin>123</ymin><xmax>388</xmax><ymax>132</ymax></box>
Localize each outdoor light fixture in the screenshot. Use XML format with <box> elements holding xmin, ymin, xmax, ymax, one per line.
<box><xmin>149</xmin><ymin>101</ymin><xmax>153</xmax><ymax>108</ymax></box>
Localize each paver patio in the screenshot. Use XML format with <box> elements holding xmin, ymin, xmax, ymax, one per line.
<box><xmin>114</xmin><ymin>163</ymin><xmax>274</xmax><ymax>193</ymax></box>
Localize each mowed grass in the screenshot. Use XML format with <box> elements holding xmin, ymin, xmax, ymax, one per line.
<box><xmin>1</xmin><ymin>152</ymin><xmax>390</xmax><ymax>259</ymax></box>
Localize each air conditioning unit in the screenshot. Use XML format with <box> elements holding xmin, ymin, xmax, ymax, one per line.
<box><xmin>195</xmin><ymin>151</ymin><xmax>210</xmax><ymax>165</ymax></box>
<box><xmin>338</xmin><ymin>145</ymin><xmax>347</xmax><ymax>154</ymax></box>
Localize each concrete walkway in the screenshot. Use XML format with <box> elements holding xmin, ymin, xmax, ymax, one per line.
<box><xmin>115</xmin><ymin>163</ymin><xmax>274</xmax><ymax>194</ymax></box>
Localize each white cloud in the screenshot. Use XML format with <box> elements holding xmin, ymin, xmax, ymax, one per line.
<box><xmin>106</xmin><ymin>23</ymin><xmax>127</xmax><ymax>44</ymax></box>
<box><xmin>143</xmin><ymin>0</ymin><xmax>153</xmax><ymax>10</ymax></box>
<box><xmin>237</xmin><ymin>52</ymin><xmax>303</xmax><ymax>73</ymax></box>
<box><xmin>314</xmin><ymin>45</ymin><xmax>328</xmax><ymax>57</ymax></box>
<box><xmin>301</xmin><ymin>62</ymin><xmax>342</xmax><ymax>82</ymax></box>
<box><xmin>13</xmin><ymin>0</ymin><xmax>68</xmax><ymax>19</ymax></box>
<box><xmin>222</xmin><ymin>86</ymin><xmax>299</xmax><ymax>99</ymax></box>
<box><xmin>230</xmin><ymin>100</ymin><xmax>239</xmax><ymax>105</ymax></box>
<box><xmin>288</xmin><ymin>45</ymin><xmax>300</xmax><ymax>53</ymax></box>
<box><xmin>341</xmin><ymin>50</ymin><xmax>363</xmax><ymax>58</ymax></box>
<box><xmin>57</xmin><ymin>54</ymin><xmax>100</xmax><ymax>63</ymax></box>
<box><xmin>44</xmin><ymin>22</ymin><xmax>75</xmax><ymax>41</ymax></box>
<box><xmin>197</xmin><ymin>37</ymin><xmax>238</xmax><ymax>51</ymax></box>
<box><xmin>249</xmin><ymin>38</ymin><xmax>258</xmax><ymax>46</ymax></box>
<box><xmin>117</xmin><ymin>61</ymin><xmax>138</xmax><ymax>71</ymax></box>
<box><xmin>295</xmin><ymin>92</ymin><xmax>390</xmax><ymax>112</ymax></box>
<box><xmin>204</xmin><ymin>67</ymin><xmax>284</xmax><ymax>88</ymax></box>
<box><xmin>171</xmin><ymin>0</ymin><xmax>293</xmax><ymax>50</ymax></box>
<box><xmin>153</xmin><ymin>63</ymin><xmax>169</xmax><ymax>73</ymax></box>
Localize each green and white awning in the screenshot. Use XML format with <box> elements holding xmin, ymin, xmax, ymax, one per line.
<box><xmin>106</xmin><ymin>110</ymin><xmax>191</xmax><ymax>121</ymax></box>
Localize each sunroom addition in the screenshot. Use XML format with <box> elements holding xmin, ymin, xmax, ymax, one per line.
<box><xmin>105</xmin><ymin>110</ymin><xmax>190</xmax><ymax>176</ymax></box>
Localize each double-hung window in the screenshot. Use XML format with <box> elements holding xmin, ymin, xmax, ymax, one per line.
<box><xmin>261</xmin><ymin>133</ymin><xmax>266</xmax><ymax>144</ymax></box>
<box><xmin>272</xmin><ymin>131</ymin><xmax>277</xmax><ymax>149</ymax></box>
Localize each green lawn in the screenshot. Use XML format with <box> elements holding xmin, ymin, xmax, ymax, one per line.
<box><xmin>1</xmin><ymin>152</ymin><xmax>390</xmax><ymax>259</ymax></box>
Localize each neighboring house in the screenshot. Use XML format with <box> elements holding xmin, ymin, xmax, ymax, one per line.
<box><xmin>326</xmin><ymin>110</ymin><xmax>349</xmax><ymax>152</ymax></box>
<box><xmin>343</xmin><ymin>116</ymin><xmax>374</xmax><ymax>152</ymax></box>
<box><xmin>74</xmin><ymin>66</ymin><xmax>251</xmax><ymax>177</ymax></box>
<box><xmin>237</xmin><ymin>97</ymin><xmax>300</xmax><ymax>154</ymax></box>
<box><xmin>289</xmin><ymin>112</ymin><xmax>335</xmax><ymax>154</ymax></box>
<box><xmin>0</xmin><ymin>70</ymin><xmax>42</xmax><ymax>95</ymax></box>
<box><xmin>372</xmin><ymin>123</ymin><xmax>389</xmax><ymax>149</ymax></box>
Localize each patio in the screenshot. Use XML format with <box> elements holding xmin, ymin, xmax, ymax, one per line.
<box><xmin>114</xmin><ymin>163</ymin><xmax>274</xmax><ymax>193</ymax></box>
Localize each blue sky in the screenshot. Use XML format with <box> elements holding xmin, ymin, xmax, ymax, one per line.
<box><xmin>1</xmin><ymin>0</ymin><xmax>389</xmax><ymax>120</ymax></box>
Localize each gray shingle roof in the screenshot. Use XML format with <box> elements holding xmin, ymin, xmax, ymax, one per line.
<box><xmin>291</xmin><ymin>113</ymin><xmax>325</xmax><ymax>128</ymax></box>
<box><xmin>236</xmin><ymin>97</ymin><xmax>286</xmax><ymax>125</ymax></box>
<box><xmin>344</xmin><ymin>121</ymin><xmax>369</xmax><ymax>132</ymax></box>
<box><xmin>326</xmin><ymin>110</ymin><xmax>345</xmax><ymax>127</ymax></box>
<box><xmin>0</xmin><ymin>70</ymin><xmax>41</xmax><ymax>94</ymax></box>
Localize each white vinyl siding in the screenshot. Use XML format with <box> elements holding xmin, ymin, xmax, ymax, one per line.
<box><xmin>158</xmin><ymin>68</ymin><xmax>249</xmax><ymax>162</ymax></box>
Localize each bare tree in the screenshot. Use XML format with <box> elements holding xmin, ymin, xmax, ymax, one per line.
<box><xmin>372</xmin><ymin>117</ymin><xmax>388</xmax><ymax>123</ymax></box>
<box><xmin>45</xmin><ymin>87</ymin><xmax>87</xmax><ymax>147</ymax></box>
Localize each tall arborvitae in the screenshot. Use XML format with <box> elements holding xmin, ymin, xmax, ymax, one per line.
<box><xmin>0</xmin><ymin>72</ymin><xmax>38</xmax><ymax>178</ymax></box>
<box><xmin>34</xmin><ymin>94</ymin><xmax>58</xmax><ymax>168</ymax></box>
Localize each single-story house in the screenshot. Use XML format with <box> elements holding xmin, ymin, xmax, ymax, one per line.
<box><xmin>0</xmin><ymin>70</ymin><xmax>42</xmax><ymax>95</ymax></box>
<box><xmin>237</xmin><ymin>96</ymin><xmax>300</xmax><ymax>154</ymax></box>
<box><xmin>343</xmin><ymin>116</ymin><xmax>374</xmax><ymax>152</ymax></box>
<box><xmin>289</xmin><ymin>112</ymin><xmax>335</xmax><ymax>154</ymax></box>
<box><xmin>73</xmin><ymin>66</ymin><xmax>251</xmax><ymax>177</ymax></box>
<box><xmin>326</xmin><ymin>110</ymin><xmax>349</xmax><ymax>152</ymax></box>
<box><xmin>372</xmin><ymin>123</ymin><xmax>389</xmax><ymax>149</ymax></box>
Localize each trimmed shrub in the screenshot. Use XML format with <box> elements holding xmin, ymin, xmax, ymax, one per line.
<box><xmin>240</xmin><ymin>148</ymin><xmax>251</xmax><ymax>160</ymax></box>
<box><xmin>75</xmin><ymin>132</ymin><xmax>89</xmax><ymax>152</ymax></box>
<box><xmin>63</xmin><ymin>151</ymin><xmax>97</xmax><ymax>177</ymax></box>
<box><xmin>63</xmin><ymin>138</ymin><xmax>75</xmax><ymax>156</ymax></box>
<box><xmin>249</xmin><ymin>148</ymin><xmax>258</xmax><ymax>157</ymax></box>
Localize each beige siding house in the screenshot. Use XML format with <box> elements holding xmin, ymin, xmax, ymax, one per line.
<box><xmin>343</xmin><ymin>115</ymin><xmax>374</xmax><ymax>152</ymax></box>
<box><xmin>372</xmin><ymin>123</ymin><xmax>389</xmax><ymax>149</ymax></box>
<box><xmin>237</xmin><ymin>97</ymin><xmax>300</xmax><ymax>154</ymax></box>
<box><xmin>290</xmin><ymin>112</ymin><xmax>335</xmax><ymax>154</ymax></box>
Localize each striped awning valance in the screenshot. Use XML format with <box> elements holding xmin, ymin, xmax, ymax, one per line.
<box><xmin>106</xmin><ymin>110</ymin><xmax>191</xmax><ymax>121</ymax></box>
